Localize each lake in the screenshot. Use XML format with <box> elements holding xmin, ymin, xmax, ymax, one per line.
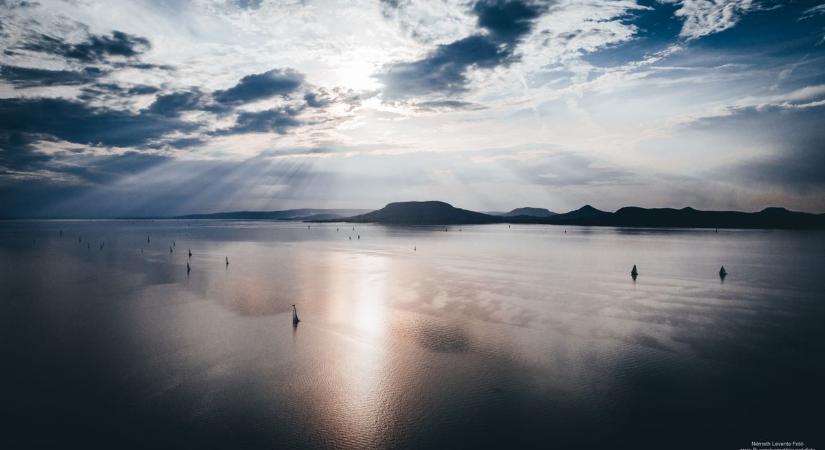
<box><xmin>1</xmin><ymin>220</ymin><xmax>823</xmax><ymax>449</ymax></box>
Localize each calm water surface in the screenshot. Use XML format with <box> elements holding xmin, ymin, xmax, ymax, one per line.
<box><xmin>1</xmin><ymin>221</ymin><xmax>823</xmax><ymax>449</ymax></box>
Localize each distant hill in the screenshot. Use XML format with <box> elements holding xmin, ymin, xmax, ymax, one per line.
<box><xmin>337</xmin><ymin>201</ymin><xmax>500</xmax><ymax>225</ymax></box>
<box><xmin>324</xmin><ymin>202</ymin><xmax>825</xmax><ymax>229</ymax></box>
<box><xmin>597</xmin><ymin>206</ymin><xmax>825</xmax><ymax>229</ymax></box>
<box><xmin>541</xmin><ymin>205</ymin><xmax>610</xmax><ymax>224</ymax></box>
<box><xmin>175</xmin><ymin>209</ymin><xmax>369</xmax><ymax>220</ymax></box>
<box><xmin>503</xmin><ymin>207</ymin><xmax>557</xmax><ymax>217</ymax></box>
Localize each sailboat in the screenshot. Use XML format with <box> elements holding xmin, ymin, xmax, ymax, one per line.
<box><xmin>292</xmin><ymin>304</ymin><xmax>301</xmax><ymax>325</ymax></box>
<box><xmin>719</xmin><ymin>266</ymin><xmax>727</xmax><ymax>278</ymax></box>
<box><xmin>631</xmin><ymin>265</ymin><xmax>638</xmax><ymax>279</ymax></box>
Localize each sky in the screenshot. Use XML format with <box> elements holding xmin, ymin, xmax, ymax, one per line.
<box><xmin>1</xmin><ymin>0</ymin><xmax>825</xmax><ymax>217</ymax></box>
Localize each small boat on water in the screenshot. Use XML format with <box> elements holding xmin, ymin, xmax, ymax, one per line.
<box><xmin>631</xmin><ymin>265</ymin><xmax>639</xmax><ymax>279</ymax></box>
<box><xmin>292</xmin><ymin>304</ymin><xmax>301</xmax><ymax>325</ymax></box>
<box><xmin>719</xmin><ymin>266</ymin><xmax>727</xmax><ymax>278</ymax></box>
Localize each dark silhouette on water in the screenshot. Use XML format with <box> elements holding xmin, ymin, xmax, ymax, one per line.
<box><xmin>147</xmin><ymin>235</ymin><xmax>150</xmax><ymax>244</ymax></box>
<box><xmin>719</xmin><ymin>266</ymin><xmax>727</xmax><ymax>279</ymax></box>
<box><xmin>188</xmin><ymin>249</ymin><xmax>192</xmax><ymax>259</ymax></box>
<box><xmin>502</xmin><ymin>207</ymin><xmax>557</xmax><ymax>218</ymax></box>
<box><xmin>169</xmin><ymin>246</ymin><xmax>173</xmax><ymax>253</ymax></box>
<box><xmin>225</xmin><ymin>256</ymin><xmax>229</xmax><ymax>267</ymax></box>
<box><xmin>186</xmin><ymin>262</ymin><xmax>190</xmax><ymax>274</ymax></box>
<box><xmin>292</xmin><ymin>304</ymin><xmax>300</xmax><ymax>326</ymax></box>
<box><xmin>316</xmin><ymin>201</ymin><xmax>825</xmax><ymax>229</ymax></box>
<box><xmin>631</xmin><ymin>265</ymin><xmax>639</xmax><ymax>280</ymax></box>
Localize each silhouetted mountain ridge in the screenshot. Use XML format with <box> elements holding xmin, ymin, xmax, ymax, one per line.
<box><xmin>321</xmin><ymin>201</ymin><xmax>825</xmax><ymax>229</ymax></box>
<box><xmin>341</xmin><ymin>201</ymin><xmax>500</xmax><ymax>225</ymax></box>
<box><xmin>502</xmin><ymin>207</ymin><xmax>557</xmax><ymax>217</ymax></box>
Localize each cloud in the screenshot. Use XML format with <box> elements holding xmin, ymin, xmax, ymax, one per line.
<box><xmin>660</xmin><ymin>0</ymin><xmax>755</xmax><ymax>40</ymax></box>
<box><xmin>801</xmin><ymin>3</ymin><xmax>825</xmax><ymax>20</ymax></box>
<box><xmin>0</xmin><ymin>97</ymin><xmax>195</xmax><ymax>148</ymax></box>
<box><xmin>413</xmin><ymin>99</ymin><xmax>486</xmax><ymax>111</ymax></box>
<box><xmin>378</xmin><ymin>0</ymin><xmax>547</xmax><ymax>98</ymax></box>
<box><xmin>696</xmin><ymin>103</ymin><xmax>825</xmax><ymax>188</ymax></box>
<box><xmin>0</xmin><ymin>64</ymin><xmax>106</xmax><ymax>87</ymax></box>
<box><xmin>20</xmin><ymin>30</ymin><xmax>151</xmax><ymax>62</ymax></box>
<box><xmin>213</xmin><ymin>68</ymin><xmax>305</xmax><ymax>105</ymax></box>
<box><xmin>147</xmin><ymin>90</ymin><xmax>210</xmax><ymax>117</ymax></box>
<box><xmin>220</xmin><ymin>106</ymin><xmax>303</xmax><ymax>134</ymax></box>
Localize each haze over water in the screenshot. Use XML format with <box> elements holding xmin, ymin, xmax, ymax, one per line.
<box><xmin>2</xmin><ymin>220</ymin><xmax>824</xmax><ymax>449</ymax></box>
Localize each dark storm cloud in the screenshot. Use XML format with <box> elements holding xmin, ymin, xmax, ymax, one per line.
<box><xmin>0</xmin><ymin>131</ymin><xmax>49</xmax><ymax>171</ymax></box>
<box><xmin>303</xmin><ymin>90</ymin><xmax>332</xmax><ymax>108</ymax></box>
<box><xmin>213</xmin><ymin>68</ymin><xmax>305</xmax><ymax>105</ymax></box>
<box><xmin>21</xmin><ymin>30</ymin><xmax>150</xmax><ymax>62</ymax></box>
<box><xmin>147</xmin><ymin>90</ymin><xmax>209</xmax><ymax>117</ymax></box>
<box><xmin>220</xmin><ymin>106</ymin><xmax>303</xmax><ymax>134</ymax></box>
<box><xmin>472</xmin><ymin>0</ymin><xmax>544</xmax><ymax>40</ymax></box>
<box><xmin>0</xmin><ymin>97</ymin><xmax>195</xmax><ymax>148</ymax></box>
<box><xmin>378</xmin><ymin>0</ymin><xmax>547</xmax><ymax>98</ymax></box>
<box><xmin>0</xmin><ymin>64</ymin><xmax>106</xmax><ymax>87</ymax></box>
<box><xmin>379</xmin><ymin>35</ymin><xmax>508</xmax><ymax>97</ymax></box>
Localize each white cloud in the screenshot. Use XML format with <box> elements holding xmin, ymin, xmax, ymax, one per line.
<box><xmin>660</xmin><ymin>0</ymin><xmax>755</xmax><ymax>40</ymax></box>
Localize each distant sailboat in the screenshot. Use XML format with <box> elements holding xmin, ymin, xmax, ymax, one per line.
<box><xmin>188</xmin><ymin>249</ymin><xmax>192</xmax><ymax>258</ymax></box>
<box><xmin>226</xmin><ymin>256</ymin><xmax>229</xmax><ymax>267</ymax></box>
<box><xmin>292</xmin><ymin>304</ymin><xmax>300</xmax><ymax>325</ymax></box>
<box><xmin>719</xmin><ymin>266</ymin><xmax>727</xmax><ymax>278</ymax></box>
<box><xmin>631</xmin><ymin>265</ymin><xmax>639</xmax><ymax>280</ymax></box>
<box><xmin>186</xmin><ymin>262</ymin><xmax>191</xmax><ymax>274</ymax></box>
